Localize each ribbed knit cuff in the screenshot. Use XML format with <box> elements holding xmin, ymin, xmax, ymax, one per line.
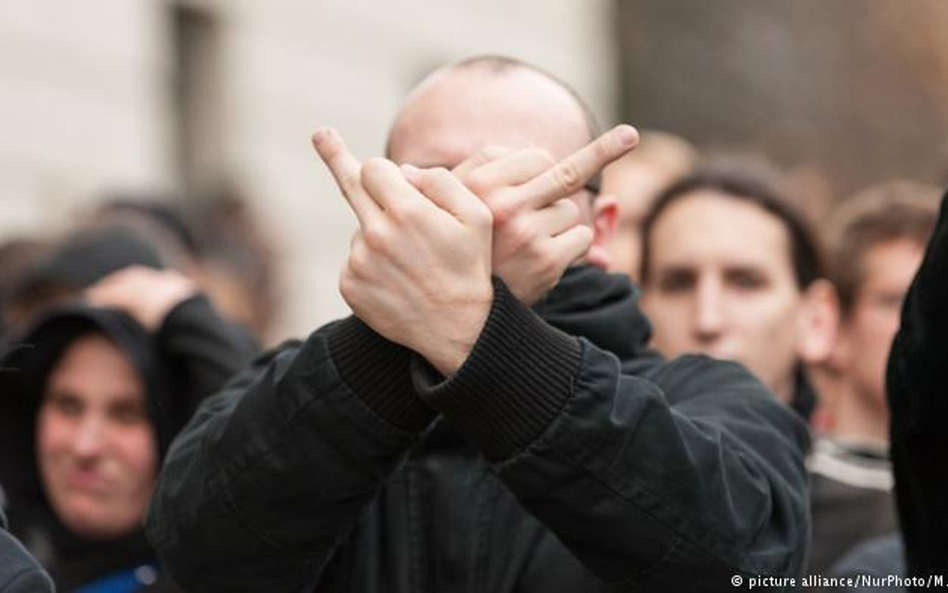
<box><xmin>412</xmin><ymin>277</ymin><xmax>582</xmax><ymax>460</ymax></box>
<box><xmin>326</xmin><ymin>316</ymin><xmax>435</xmax><ymax>432</ymax></box>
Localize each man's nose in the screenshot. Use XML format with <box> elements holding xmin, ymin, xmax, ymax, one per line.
<box><xmin>71</xmin><ymin>415</ymin><xmax>106</xmax><ymax>459</ymax></box>
<box><xmin>693</xmin><ymin>277</ymin><xmax>724</xmax><ymax>343</ymax></box>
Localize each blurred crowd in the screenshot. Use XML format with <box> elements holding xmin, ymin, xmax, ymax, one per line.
<box><xmin>1</xmin><ymin>54</ymin><xmax>946</xmax><ymax>593</ymax></box>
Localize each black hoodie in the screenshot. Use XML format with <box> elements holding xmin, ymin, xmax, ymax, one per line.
<box><xmin>0</xmin><ymin>296</ymin><xmax>258</xmax><ymax>591</ymax></box>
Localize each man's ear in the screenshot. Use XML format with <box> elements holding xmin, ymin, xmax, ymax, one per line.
<box><xmin>585</xmin><ymin>194</ymin><xmax>618</xmax><ymax>269</ymax></box>
<box><xmin>796</xmin><ymin>279</ymin><xmax>840</xmax><ymax>364</ymax></box>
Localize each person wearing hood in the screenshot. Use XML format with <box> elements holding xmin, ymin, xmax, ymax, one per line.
<box><xmin>0</xmin><ymin>266</ymin><xmax>258</xmax><ymax>592</ymax></box>
<box><xmin>2</xmin><ymin>226</ymin><xmax>168</xmax><ymax>340</ymax></box>
<box><xmin>146</xmin><ymin>56</ymin><xmax>810</xmax><ymax>592</ymax></box>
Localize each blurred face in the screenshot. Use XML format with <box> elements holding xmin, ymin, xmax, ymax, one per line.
<box><xmin>387</xmin><ymin>66</ymin><xmax>596</xmax><ymax>222</ymax></box>
<box><xmin>36</xmin><ymin>333</ymin><xmax>156</xmax><ymax>539</ymax></box>
<box><xmin>837</xmin><ymin>238</ymin><xmax>925</xmax><ymax>405</ymax></box>
<box><xmin>601</xmin><ymin>159</ymin><xmax>678</xmax><ymax>280</ymax></box>
<box><xmin>641</xmin><ymin>191</ymin><xmax>809</xmax><ymax>401</ymax></box>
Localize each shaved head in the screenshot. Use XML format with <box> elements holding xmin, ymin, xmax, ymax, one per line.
<box><xmin>386</xmin><ymin>56</ymin><xmax>599</xmax><ymax>169</ymax></box>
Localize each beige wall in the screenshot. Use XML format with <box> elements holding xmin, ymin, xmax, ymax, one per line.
<box><xmin>0</xmin><ymin>0</ymin><xmax>618</xmax><ymax>342</ymax></box>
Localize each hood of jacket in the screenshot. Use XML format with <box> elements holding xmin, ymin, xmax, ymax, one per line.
<box><xmin>0</xmin><ymin>306</ymin><xmax>181</xmax><ymax>504</ymax></box>
<box><xmin>0</xmin><ymin>305</ymin><xmax>180</xmax><ymax>579</ymax></box>
<box><xmin>533</xmin><ymin>265</ymin><xmax>657</xmax><ymax>371</ymax></box>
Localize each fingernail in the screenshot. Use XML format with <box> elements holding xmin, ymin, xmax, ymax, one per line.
<box><xmin>616</xmin><ymin>125</ymin><xmax>639</xmax><ymax>147</ymax></box>
<box><xmin>312</xmin><ymin>127</ymin><xmax>330</xmax><ymax>147</ymax></box>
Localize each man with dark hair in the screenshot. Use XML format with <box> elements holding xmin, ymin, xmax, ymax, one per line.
<box><xmin>808</xmin><ymin>182</ymin><xmax>940</xmax><ymax>574</ymax></box>
<box><xmin>147</xmin><ymin>57</ymin><xmax>810</xmax><ymax>592</ymax></box>
<box><xmin>601</xmin><ymin>129</ymin><xmax>698</xmax><ymax>280</ymax></box>
<box><xmin>639</xmin><ymin>162</ymin><xmax>838</xmax><ymax>418</ymax></box>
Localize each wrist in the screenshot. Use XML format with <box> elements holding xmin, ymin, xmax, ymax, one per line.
<box><xmin>421</xmin><ymin>284</ymin><xmax>493</xmax><ymax>376</ymax></box>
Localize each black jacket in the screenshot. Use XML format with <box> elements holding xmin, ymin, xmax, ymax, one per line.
<box><xmin>887</xmin><ymin>190</ymin><xmax>948</xmax><ymax>580</ymax></box>
<box><xmin>0</xmin><ymin>506</ymin><xmax>53</xmax><ymax>593</ymax></box>
<box><xmin>0</xmin><ymin>295</ymin><xmax>258</xmax><ymax>592</ymax></box>
<box><xmin>147</xmin><ymin>266</ymin><xmax>811</xmax><ymax>592</ymax></box>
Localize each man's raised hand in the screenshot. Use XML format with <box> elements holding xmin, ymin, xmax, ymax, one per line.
<box><xmin>451</xmin><ymin>124</ymin><xmax>638</xmax><ymax>305</ymax></box>
<box><xmin>312</xmin><ymin>127</ymin><xmax>494</xmax><ymax>376</ymax></box>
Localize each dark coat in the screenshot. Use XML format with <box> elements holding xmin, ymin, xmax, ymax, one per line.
<box><xmin>0</xmin><ymin>295</ymin><xmax>258</xmax><ymax>592</ymax></box>
<box><xmin>147</xmin><ymin>266</ymin><xmax>811</xmax><ymax>592</ymax></box>
<box><xmin>887</xmin><ymin>189</ymin><xmax>948</xmax><ymax>580</ymax></box>
<box><xmin>0</xmin><ymin>506</ymin><xmax>54</xmax><ymax>593</ymax></box>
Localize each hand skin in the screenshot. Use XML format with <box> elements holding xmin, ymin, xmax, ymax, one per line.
<box><xmin>313</xmin><ymin>127</ymin><xmax>494</xmax><ymax>377</ymax></box>
<box><xmin>447</xmin><ymin>124</ymin><xmax>639</xmax><ymax>305</ymax></box>
<box><xmin>84</xmin><ymin>266</ymin><xmax>198</xmax><ymax>332</ymax></box>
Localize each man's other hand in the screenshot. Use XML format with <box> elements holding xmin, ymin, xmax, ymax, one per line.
<box><xmin>313</xmin><ymin>127</ymin><xmax>493</xmax><ymax>377</ymax></box>
<box><xmin>450</xmin><ymin>124</ymin><xmax>638</xmax><ymax>305</ymax></box>
<box><xmin>84</xmin><ymin>266</ymin><xmax>198</xmax><ymax>331</ymax></box>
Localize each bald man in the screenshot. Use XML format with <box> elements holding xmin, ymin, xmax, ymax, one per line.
<box><xmin>147</xmin><ymin>56</ymin><xmax>809</xmax><ymax>592</ymax></box>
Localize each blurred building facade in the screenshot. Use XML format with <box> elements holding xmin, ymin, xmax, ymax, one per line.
<box><xmin>0</xmin><ymin>0</ymin><xmax>620</xmax><ymax>341</ymax></box>
<box><xmin>6</xmin><ymin>1</ymin><xmax>948</xmax><ymax>342</ymax></box>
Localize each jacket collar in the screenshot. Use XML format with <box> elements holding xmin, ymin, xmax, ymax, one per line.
<box><xmin>532</xmin><ymin>265</ymin><xmax>653</xmax><ymax>364</ymax></box>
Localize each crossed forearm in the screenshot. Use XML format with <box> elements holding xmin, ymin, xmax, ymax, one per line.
<box><xmin>311</xmin><ymin>124</ymin><xmax>638</xmax><ymax>374</ymax></box>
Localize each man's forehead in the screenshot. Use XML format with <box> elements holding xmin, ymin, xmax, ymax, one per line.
<box><xmin>387</xmin><ymin>65</ymin><xmax>590</xmax><ymax>166</ymax></box>
<box><xmin>650</xmin><ymin>192</ymin><xmax>797</xmax><ymax>268</ymax></box>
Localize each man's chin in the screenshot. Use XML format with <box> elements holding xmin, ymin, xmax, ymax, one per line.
<box><xmin>59</xmin><ymin>505</ymin><xmax>139</xmax><ymax>541</ymax></box>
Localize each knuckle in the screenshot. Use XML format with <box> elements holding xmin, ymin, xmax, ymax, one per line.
<box><xmin>593</xmin><ymin>136</ymin><xmax>612</xmax><ymax>162</ymax></box>
<box><xmin>339</xmin><ymin>268</ymin><xmax>356</xmax><ymax>297</ymax></box>
<box><xmin>348</xmin><ymin>248</ymin><xmax>367</xmax><ymax>276</ymax></box>
<box><xmin>465</xmin><ymin>169</ymin><xmax>492</xmax><ymax>196</ymax></box>
<box><xmin>360</xmin><ymin>157</ymin><xmax>388</xmax><ymax>185</ymax></box>
<box><xmin>340</xmin><ymin>170</ymin><xmax>362</xmax><ymax>195</ymax></box>
<box><xmin>429</xmin><ymin>166</ymin><xmax>452</xmax><ymax>185</ymax></box>
<box><xmin>506</xmin><ymin>218</ymin><xmax>534</xmax><ymax>248</ymax></box>
<box><xmin>529</xmin><ymin>147</ymin><xmax>556</xmax><ymax>167</ymax></box>
<box><xmin>361</xmin><ymin>222</ymin><xmax>387</xmax><ymax>250</ymax></box>
<box><xmin>489</xmin><ymin>192</ymin><xmax>518</xmax><ymax>224</ymax></box>
<box><xmin>552</xmin><ymin>161</ymin><xmax>583</xmax><ymax>193</ymax></box>
<box><xmin>392</xmin><ymin>200</ymin><xmax>424</xmax><ymax>224</ymax></box>
<box><xmin>472</xmin><ymin>202</ymin><xmax>493</xmax><ymax>228</ymax></box>
<box><xmin>414</xmin><ymin>167</ymin><xmax>447</xmax><ymax>195</ymax></box>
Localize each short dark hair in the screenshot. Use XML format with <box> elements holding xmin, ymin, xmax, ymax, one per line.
<box><xmin>640</xmin><ymin>161</ymin><xmax>824</xmax><ymax>290</ymax></box>
<box><xmin>824</xmin><ymin>181</ymin><xmax>939</xmax><ymax>315</ymax></box>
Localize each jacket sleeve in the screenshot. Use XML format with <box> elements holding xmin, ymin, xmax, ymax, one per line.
<box><xmin>412</xmin><ymin>278</ymin><xmax>811</xmax><ymax>592</ymax></box>
<box><xmin>145</xmin><ymin>316</ymin><xmax>436</xmax><ymax>592</ymax></box>
<box><xmin>886</xmin><ymin>191</ymin><xmax>948</xmax><ymax>577</ymax></box>
<box><xmin>155</xmin><ymin>294</ymin><xmax>260</xmax><ymax>399</ymax></box>
<box><xmin>1</xmin><ymin>509</ymin><xmax>54</xmax><ymax>593</ymax></box>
